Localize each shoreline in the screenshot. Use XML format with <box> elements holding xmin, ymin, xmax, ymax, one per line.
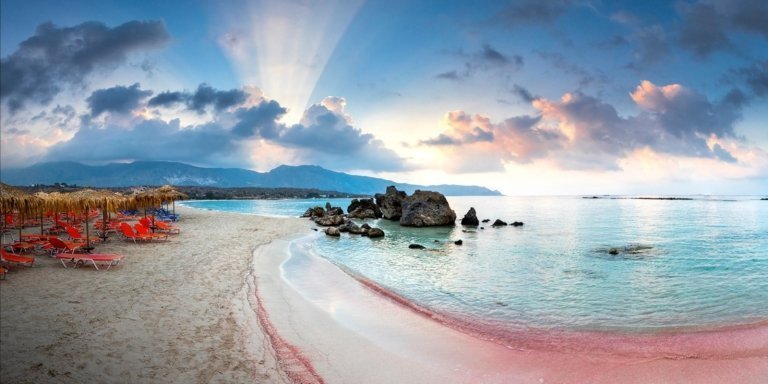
<box><xmin>254</xmin><ymin>229</ymin><xmax>768</xmax><ymax>383</ymax></box>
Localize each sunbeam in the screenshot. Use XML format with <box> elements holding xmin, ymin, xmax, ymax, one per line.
<box><xmin>216</xmin><ymin>0</ymin><xmax>364</xmax><ymax>123</ymax></box>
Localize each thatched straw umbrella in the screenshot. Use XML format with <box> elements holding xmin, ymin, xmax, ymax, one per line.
<box><xmin>154</xmin><ymin>185</ymin><xmax>188</xmax><ymax>215</ymax></box>
<box><xmin>1</xmin><ymin>182</ymin><xmax>42</xmax><ymax>241</ymax></box>
<box><xmin>132</xmin><ymin>185</ymin><xmax>187</xmax><ymax>220</ymax></box>
<box><xmin>65</xmin><ymin>189</ymin><xmax>127</xmax><ymax>248</ymax></box>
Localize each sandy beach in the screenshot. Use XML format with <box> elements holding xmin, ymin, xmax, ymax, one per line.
<box><xmin>0</xmin><ymin>206</ymin><xmax>309</xmax><ymax>383</ymax></box>
<box><xmin>2</xmin><ymin>206</ymin><xmax>767</xmax><ymax>383</ymax></box>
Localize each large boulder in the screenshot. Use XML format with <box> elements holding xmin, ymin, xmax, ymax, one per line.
<box><xmin>347</xmin><ymin>198</ymin><xmax>381</xmax><ymax>219</ymax></box>
<box><xmin>399</xmin><ymin>190</ymin><xmax>456</xmax><ymax>227</ymax></box>
<box><xmin>375</xmin><ymin>186</ymin><xmax>407</xmax><ymax>220</ymax></box>
<box><xmin>460</xmin><ymin>207</ymin><xmax>479</xmax><ymax>226</ymax></box>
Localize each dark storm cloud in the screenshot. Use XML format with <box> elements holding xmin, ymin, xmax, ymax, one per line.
<box><xmin>189</xmin><ymin>84</ymin><xmax>248</xmax><ymax>113</ymax></box>
<box><xmin>87</xmin><ymin>83</ymin><xmax>152</xmax><ymax>116</ymax></box>
<box><xmin>147</xmin><ymin>91</ymin><xmax>188</xmax><ymax>107</ymax></box>
<box><xmin>278</xmin><ymin>104</ymin><xmax>373</xmax><ymax>153</ymax></box>
<box><xmin>146</xmin><ymin>84</ymin><xmax>249</xmax><ymax>113</ymax></box>
<box><xmin>0</xmin><ymin>20</ymin><xmax>169</xmax><ymax>112</ymax></box>
<box><xmin>231</xmin><ymin>100</ymin><xmax>287</xmax><ymax>138</ymax></box>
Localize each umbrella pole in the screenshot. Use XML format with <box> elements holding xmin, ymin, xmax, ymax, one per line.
<box><xmin>18</xmin><ymin>211</ymin><xmax>23</xmax><ymax>242</ymax></box>
<box><xmin>85</xmin><ymin>207</ymin><xmax>91</xmax><ymax>248</ymax></box>
<box><xmin>173</xmin><ymin>200</ymin><xmax>176</xmax><ymax>215</ymax></box>
<box><xmin>40</xmin><ymin>210</ymin><xmax>44</xmax><ymax>235</ymax></box>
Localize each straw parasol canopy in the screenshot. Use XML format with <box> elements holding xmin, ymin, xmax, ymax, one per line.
<box><xmin>65</xmin><ymin>189</ymin><xmax>128</xmax><ymax>247</ymax></box>
<box><xmin>132</xmin><ymin>185</ymin><xmax>187</xmax><ymax>215</ymax></box>
<box><xmin>1</xmin><ymin>182</ymin><xmax>43</xmax><ymax>241</ymax></box>
<box><xmin>1</xmin><ymin>182</ymin><xmax>40</xmax><ymax>216</ymax></box>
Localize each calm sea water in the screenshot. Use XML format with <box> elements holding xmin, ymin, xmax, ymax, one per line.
<box><xmin>184</xmin><ymin>196</ymin><xmax>768</xmax><ymax>333</ymax></box>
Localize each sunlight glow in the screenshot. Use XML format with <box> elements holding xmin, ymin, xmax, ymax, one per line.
<box><xmin>217</xmin><ymin>0</ymin><xmax>363</xmax><ymax>123</ymax></box>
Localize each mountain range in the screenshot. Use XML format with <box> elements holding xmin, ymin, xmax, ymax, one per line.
<box><xmin>0</xmin><ymin>161</ymin><xmax>502</xmax><ymax>196</ymax></box>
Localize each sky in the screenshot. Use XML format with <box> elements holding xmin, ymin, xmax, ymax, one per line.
<box><xmin>1</xmin><ymin>0</ymin><xmax>767</xmax><ymax>195</ymax></box>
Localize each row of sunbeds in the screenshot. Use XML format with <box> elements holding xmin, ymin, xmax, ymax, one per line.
<box><xmin>1</xmin><ymin>216</ymin><xmax>181</xmax><ymax>276</ymax></box>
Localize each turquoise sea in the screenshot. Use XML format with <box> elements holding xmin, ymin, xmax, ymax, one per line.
<box><xmin>184</xmin><ymin>196</ymin><xmax>768</xmax><ymax>334</ymax></box>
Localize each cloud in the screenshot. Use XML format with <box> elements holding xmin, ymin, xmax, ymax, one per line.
<box><xmin>147</xmin><ymin>91</ymin><xmax>187</xmax><ymax>108</ymax></box>
<box><xmin>231</xmin><ymin>100</ymin><xmax>286</xmax><ymax>138</ymax></box>
<box><xmin>629</xmin><ymin>80</ymin><xmax>736</xmax><ymax>138</ymax></box>
<box><xmin>189</xmin><ymin>84</ymin><xmax>248</xmax><ymax>114</ymax></box>
<box><xmin>44</xmin><ymin>118</ymin><xmax>242</xmax><ymax>167</ymax></box>
<box><xmin>0</xmin><ymin>20</ymin><xmax>169</xmax><ymax>112</ymax></box>
<box><xmin>496</xmin><ymin>0</ymin><xmax>574</xmax><ymax>26</ymax></box>
<box><xmin>537</xmin><ymin>51</ymin><xmax>608</xmax><ymax>88</ymax></box>
<box><xmin>40</xmin><ymin>91</ymin><xmax>407</xmax><ymax>172</ymax></box>
<box><xmin>146</xmin><ymin>84</ymin><xmax>248</xmax><ymax>113</ymax></box>
<box><xmin>437</xmin><ymin>45</ymin><xmax>524</xmax><ymax>81</ymax></box>
<box><xmin>630</xmin><ymin>25</ymin><xmax>669</xmax><ymax>67</ymax></box>
<box><xmin>87</xmin><ymin>83</ymin><xmax>153</xmax><ymax>116</ymax></box>
<box><xmin>435</xmin><ymin>70</ymin><xmax>462</xmax><ymax>81</ymax></box>
<box><xmin>676</xmin><ymin>0</ymin><xmax>768</xmax><ymax>58</ymax></box>
<box><xmin>677</xmin><ymin>3</ymin><xmax>732</xmax><ymax>58</ymax></box>
<box><xmin>418</xmin><ymin>81</ymin><xmax>745</xmax><ymax>172</ymax></box>
<box><xmin>275</xmin><ymin>97</ymin><xmax>408</xmax><ymax>171</ymax></box>
<box><xmin>723</xmin><ymin>0</ymin><xmax>768</xmax><ymax>38</ymax></box>
<box><xmin>511</xmin><ymin>84</ymin><xmax>537</xmax><ymax>103</ymax></box>
<box><xmin>733</xmin><ymin>60</ymin><xmax>768</xmax><ymax>97</ymax></box>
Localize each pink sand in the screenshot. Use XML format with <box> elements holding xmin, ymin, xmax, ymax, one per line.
<box><xmin>251</xmin><ymin>235</ymin><xmax>768</xmax><ymax>383</ymax></box>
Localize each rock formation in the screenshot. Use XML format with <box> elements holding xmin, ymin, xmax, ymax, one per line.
<box><xmin>399</xmin><ymin>190</ymin><xmax>456</xmax><ymax>227</ymax></box>
<box><xmin>375</xmin><ymin>186</ymin><xmax>407</xmax><ymax>220</ymax></box>
<box><xmin>460</xmin><ymin>207</ymin><xmax>479</xmax><ymax>226</ymax></box>
<box><xmin>347</xmin><ymin>198</ymin><xmax>381</xmax><ymax>219</ymax></box>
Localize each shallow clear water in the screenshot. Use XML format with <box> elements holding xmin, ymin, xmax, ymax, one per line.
<box><xmin>184</xmin><ymin>196</ymin><xmax>768</xmax><ymax>333</ymax></box>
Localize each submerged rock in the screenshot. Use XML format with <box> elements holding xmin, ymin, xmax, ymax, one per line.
<box><xmin>460</xmin><ymin>207</ymin><xmax>479</xmax><ymax>226</ymax></box>
<box><xmin>325</xmin><ymin>227</ymin><xmax>340</xmax><ymax>237</ymax></box>
<box><xmin>511</xmin><ymin>221</ymin><xmax>524</xmax><ymax>227</ymax></box>
<box><xmin>367</xmin><ymin>227</ymin><xmax>385</xmax><ymax>238</ymax></box>
<box><xmin>481</xmin><ymin>219</ymin><xmax>490</xmax><ymax>223</ymax></box>
<box><xmin>454</xmin><ymin>239</ymin><xmax>463</xmax><ymax>245</ymax></box>
<box><xmin>492</xmin><ymin>219</ymin><xmax>507</xmax><ymax>227</ymax></box>
<box><xmin>598</xmin><ymin>244</ymin><xmax>655</xmax><ymax>259</ymax></box>
<box><xmin>409</xmin><ymin>244</ymin><xmax>426</xmax><ymax>249</ymax></box>
<box><xmin>375</xmin><ymin>186</ymin><xmax>407</xmax><ymax>220</ymax></box>
<box><xmin>399</xmin><ymin>190</ymin><xmax>456</xmax><ymax>227</ymax></box>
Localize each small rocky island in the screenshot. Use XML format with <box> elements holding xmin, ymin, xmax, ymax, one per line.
<box><xmin>303</xmin><ymin>186</ymin><xmax>523</xmax><ymax>242</ymax></box>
